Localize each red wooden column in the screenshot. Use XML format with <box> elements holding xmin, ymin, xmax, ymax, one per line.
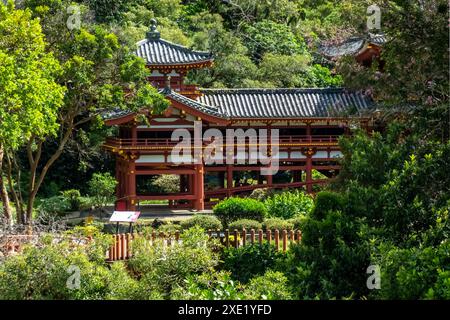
<box><xmin>127</xmin><ymin>157</ymin><xmax>137</xmax><ymax>210</ymax></box>
<box><xmin>115</xmin><ymin>158</ymin><xmax>121</xmax><ymax>199</ymax></box>
<box><xmin>305</xmin><ymin>155</ymin><xmax>313</xmax><ymax>193</ymax></box>
<box><xmin>194</xmin><ymin>163</ymin><xmax>204</xmax><ymax>211</ymax></box>
<box><xmin>226</xmin><ymin>164</ymin><xmax>233</xmax><ymax>197</ymax></box>
<box><xmin>305</xmin><ymin>122</ymin><xmax>314</xmax><ymax>193</ymax></box>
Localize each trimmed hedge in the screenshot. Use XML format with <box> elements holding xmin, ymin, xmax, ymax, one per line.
<box><xmin>263</xmin><ymin>218</ymin><xmax>294</xmax><ymax>231</ymax></box>
<box><xmin>213</xmin><ymin>197</ymin><xmax>267</xmax><ymax>227</ymax></box>
<box><xmin>311</xmin><ymin>191</ymin><xmax>346</xmax><ymax>220</ymax></box>
<box><xmin>228</xmin><ymin>219</ymin><xmax>263</xmax><ymax>231</ymax></box>
<box><xmin>180</xmin><ymin>215</ymin><xmax>223</xmax><ymax>230</ymax></box>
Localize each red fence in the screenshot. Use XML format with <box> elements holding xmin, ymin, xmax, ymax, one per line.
<box><xmin>0</xmin><ymin>235</ymin><xmax>38</xmax><ymax>256</ymax></box>
<box><xmin>107</xmin><ymin>229</ymin><xmax>302</xmax><ymax>262</ymax></box>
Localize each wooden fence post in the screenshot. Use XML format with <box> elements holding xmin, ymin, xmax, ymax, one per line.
<box><xmin>289</xmin><ymin>230</ymin><xmax>295</xmax><ymax>244</ymax></box>
<box><xmin>242</xmin><ymin>229</ymin><xmax>247</xmax><ymax>247</ymax></box>
<box><xmin>126</xmin><ymin>233</ymin><xmax>132</xmax><ymax>259</ymax></box>
<box><xmin>267</xmin><ymin>230</ymin><xmax>272</xmax><ymax>245</ymax></box>
<box><xmin>258</xmin><ymin>229</ymin><xmax>263</xmax><ymax>245</ymax></box>
<box><xmin>296</xmin><ymin>230</ymin><xmax>302</xmax><ymax>243</ymax></box>
<box><xmin>116</xmin><ymin>234</ymin><xmax>122</xmax><ymax>260</ymax></box>
<box><xmin>175</xmin><ymin>230</ymin><xmax>180</xmax><ymax>242</ymax></box>
<box><xmin>274</xmin><ymin>229</ymin><xmax>279</xmax><ymax>251</ymax></box>
<box><xmin>121</xmin><ymin>234</ymin><xmax>126</xmax><ymax>259</ymax></box>
<box><xmin>282</xmin><ymin>229</ymin><xmax>287</xmax><ymax>253</ymax></box>
<box><xmin>250</xmin><ymin>229</ymin><xmax>255</xmax><ymax>244</ymax></box>
<box><xmin>233</xmin><ymin>229</ymin><xmax>239</xmax><ymax>248</ymax></box>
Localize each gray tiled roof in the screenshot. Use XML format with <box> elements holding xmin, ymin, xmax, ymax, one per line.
<box><xmin>198</xmin><ymin>88</ymin><xmax>374</xmax><ymax>118</ymax></box>
<box><xmin>135</xmin><ymin>38</ymin><xmax>212</xmax><ymax>65</ymax></box>
<box><xmin>162</xmin><ymin>88</ymin><xmax>227</xmax><ymax>119</ymax></box>
<box><xmin>103</xmin><ymin>88</ymin><xmax>374</xmax><ymax>121</ymax></box>
<box><xmin>319</xmin><ymin>33</ymin><xmax>386</xmax><ymax>58</ymax></box>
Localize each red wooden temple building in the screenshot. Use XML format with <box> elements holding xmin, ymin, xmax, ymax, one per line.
<box><xmin>103</xmin><ymin>20</ymin><xmax>376</xmax><ymax>211</ymax></box>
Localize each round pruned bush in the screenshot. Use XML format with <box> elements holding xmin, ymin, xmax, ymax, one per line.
<box><xmin>264</xmin><ymin>190</ymin><xmax>314</xmax><ymax>219</ymax></box>
<box><xmin>242</xmin><ymin>270</ymin><xmax>292</xmax><ymax>300</ymax></box>
<box><xmin>213</xmin><ymin>197</ymin><xmax>267</xmax><ymax>227</ymax></box>
<box><xmin>263</xmin><ymin>218</ymin><xmax>294</xmax><ymax>231</ymax></box>
<box><xmin>180</xmin><ymin>215</ymin><xmax>223</xmax><ymax>230</ymax></box>
<box><xmin>228</xmin><ymin>219</ymin><xmax>263</xmax><ymax>231</ymax></box>
<box><xmin>311</xmin><ymin>191</ymin><xmax>346</xmax><ymax>220</ymax></box>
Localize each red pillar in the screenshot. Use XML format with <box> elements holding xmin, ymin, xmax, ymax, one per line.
<box><xmin>226</xmin><ymin>165</ymin><xmax>233</xmax><ymax>197</ymax></box>
<box><xmin>127</xmin><ymin>159</ymin><xmax>136</xmax><ymax>210</ymax></box>
<box><xmin>306</xmin><ymin>156</ymin><xmax>313</xmax><ymax>193</ymax></box>
<box><xmin>194</xmin><ymin>164</ymin><xmax>204</xmax><ymax>211</ymax></box>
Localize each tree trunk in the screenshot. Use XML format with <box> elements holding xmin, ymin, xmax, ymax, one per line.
<box><xmin>0</xmin><ymin>145</ymin><xmax>12</xmax><ymax>222</ymax></box>
<box><xmin>6</xmin><ymin>153</ymin><xmax>24</xmax><ymax>224</ymax></box>
<box><xmin>25</xmin><ymin>126</ymin><xmax>73</xmax><ymax>223</ymax></box>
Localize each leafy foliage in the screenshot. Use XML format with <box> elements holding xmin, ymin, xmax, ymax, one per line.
<box><xmin>243</xmin><ymin>270</ymin><xmax>292</xmax><ymax>300</ymax></box>
<box><xmin>228</xmin><ymin>219</ymin><xmax>262</xmax><ymax>231</ymax></box>
<box><xmin>88</xmin><ymin>172</ymin><xmax>117</xmax><ymax>208</ymax></box>
<box><xmin>263</xmin><ymin>218</ymin><xmax>294</xmax><ymax>231</ymax></box>
<box><xmin>127</xmin><ymin>226</ymin><xmax>220</xmax><ymax>298</ymax></box>
<box><xmin>221</xmin><ymin>243</ymin><xmax>285</xmax><ymax>283</ymax></box>
<box><xmin>180</xmin><ymin>215</ymin><xmax>223</xmax><ymax>231</ymax></box>
<box><xmin>264</xmin><ymin>190</ymin><xmax>314</xmax><ymax>219</ymax></box>
<box><xmin>213</xmin><ymin>197</ymin><xmax>267</xmax><ymax>227</ymax></box>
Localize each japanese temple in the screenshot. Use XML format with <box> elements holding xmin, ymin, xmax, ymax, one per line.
<box><xmin>103</xmin><ymin>20</ymin><xmax>377</xmax><ymax>211</ymax></box>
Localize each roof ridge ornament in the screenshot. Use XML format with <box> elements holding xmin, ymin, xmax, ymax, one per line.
<box><xmin>146</xmin><ymin>18</ymin><xmax>160</xmax><ymax>40</ymax></box>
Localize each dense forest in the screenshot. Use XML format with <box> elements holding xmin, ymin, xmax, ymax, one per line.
<box><xmin>0</xmin><ymin>0</ymin><xmax>449</xmax><ymax>300</ymax></box>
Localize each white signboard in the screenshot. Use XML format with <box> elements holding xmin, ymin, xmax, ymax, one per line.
<box><xmin>109</xmin><ymin>211</ymin><xmax>141</xmax><ymax>223</ymax></box>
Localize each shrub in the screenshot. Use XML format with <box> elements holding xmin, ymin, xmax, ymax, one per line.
<box><xmin>285</xmin><ymin>210</ymin><xmax>370</xmax><ymax>299</ymax></box>
<box><xmin>264</xmin><ymin>190</ymin><xmax>314</xmax><ymax>219</ymax></box>
<box><xmin>228</xmin><ymin>219</ymin><xmax>262</xmax><ymax>231</ymax></box>
<box><xmin>263</xmin><ymin>218</ymin><xmax>294</xmax><ymax>231</ymax></box>
<box><xmin>127</xmin><ymin>226</ymin><xmax>220</xmax><ymax>298</ymax></box>
<box><xmin>249</xmin><ymin>188</ymin><xmax>273</xmax><ymax>201</ymax></box>
<box><xmin>221</xmin><ymin>243</ymin><xmax>285</xmax><ymax>283</ymax></box>
<box><xmin>213</xmin><ymin>197</ymin><xmax>267</xmax><ymax>227</ymax></box>
<box><xmin>180</xmin><ymin>215</ymin><xmax>223</xmax><ymax>230</ymax></box>
<box><xmin>171</xmin><ymin>271</ymin><xmax>244</xmax><ymax>300</ymax></box>
<box><xmin>243</xmin><ymin>270</ymin><xmax>292</xmax><ymax>300</ymax></box>
<box><xmin>311</xmin><ymin>191</ymin><xmax>346</xmax><ymax>220</ymax></box>
<box><xmin>37</xmin><ymin>196</ymin><xmax>71</xmax><ymax>215</ymax></box>
<box><xmin>0</xmin><ymin>232</ymin><xmax>136</xmax><ymax>300</ymax></box>
<box><xmin>61</xmin><ymin>189</ymin><xmax>81</xmax><ymax>211</ymax></box>
<box><xmin>289</xmin><ymin>216</ymin><xmax>306</xmax><ymax>230</ymax></box>
<box><xmin>88</xmin><ymin>172</ymin><xmax>118</xmax><ymax>208</ymax></box>
<box><xmin>157</xmin><ymin>222</ymin><xmax>182</xmax><ymax>234</ymax></box>
<box><xmin>372</xmin><ymin>240</ymin><xmax>450</xmax><ymax>299</ymax></box>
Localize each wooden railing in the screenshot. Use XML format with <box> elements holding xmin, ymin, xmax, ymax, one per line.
<box><xmin>105</xmin><ymin>135</ymin><xmax>339</xmax><ymax>149</ymax></box>
<box><xmin>107</xmin><ymin>229</ymin><xmax>302</xmax><ymax>262</ymax></box>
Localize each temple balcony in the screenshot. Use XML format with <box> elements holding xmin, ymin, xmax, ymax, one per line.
<box><xmin>104</xmin><ymin>135</ymin><xmax>340</xmax><ymax>152</ymax></box>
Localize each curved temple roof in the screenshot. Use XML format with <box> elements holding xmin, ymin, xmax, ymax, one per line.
<box><xmin>102</xmin><ymin>87</ymin><xmax>373</xmax><ymax>124</ymax></box>
<box><xmin>319</xmin><ymin>33</ymin><xmax>386</xmax><ymax>58</ymax></box>
<box><xmin>197</xmin><ymin>88</ymin><xmax>374</xmax><ymax>119</ymax></box>
<box><xmin>136</xmin><ymin>19</ymin><xmax>213</xmax><ymax>66</ymax></box>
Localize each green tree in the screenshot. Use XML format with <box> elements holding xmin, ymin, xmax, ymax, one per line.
<box><xmin>5</xmin><ymin>0</ymin><xmax>169</xmax><ymax>223</ymax></box>
<box><xmin>241</xmin><ymin>20</ymin><xmax>307</xmax><ymax>61</ymax></box>
<box><xmin>88</xmin><ymin>172</ymin><xmax>117</xmax><ymax>209</ymax></box>
<box><xmin>0</xmin><ymin>2</ymin><xmax>65</xmax><ymax>222</ymax></box>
